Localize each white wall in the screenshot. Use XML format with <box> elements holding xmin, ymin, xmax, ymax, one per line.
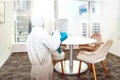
<box><xmin>101</xmin><ymin>0</ymin><xmax>120</xmax><ymax>56</ymax></box>
<box><xmin>0</xmin><ymin>1</ymin><xmax>14</xmax><ymax>67</ymax></box>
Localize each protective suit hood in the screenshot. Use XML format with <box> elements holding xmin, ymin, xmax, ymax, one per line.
<box><xmin>31</xmin><ymin>14</ymin><xmax>44</xmax><ymax>27</ymax></box>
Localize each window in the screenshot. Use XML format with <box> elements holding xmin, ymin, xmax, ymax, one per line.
<box><xmin>56</xmin><ymin>0</ymin><xmax>101</xmax><ymax>37</ymax></box>
<box><xmin>91</xmin><ymin>2</ymin><xmax>101</xmax><ymax>34</ymax></box>
<box><xmin>14</xmin><ymin>0</ymin><xmax>32</xmax><ymax>42</ymax></box>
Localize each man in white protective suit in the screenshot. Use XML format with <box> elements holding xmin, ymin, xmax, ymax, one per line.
<box><xmin>26</xmin><ymin>15</ymin><xmax>61</xmax><ymax>80</ymax></box>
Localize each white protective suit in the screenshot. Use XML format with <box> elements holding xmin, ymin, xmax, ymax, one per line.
<box><xmin>26</xmin><ymin>16</ymin><xmax>61</xmax><ymax>80</ymax></box>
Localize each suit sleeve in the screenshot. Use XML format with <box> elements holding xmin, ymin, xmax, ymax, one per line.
<box><xmin>43</xmin><ymin>31</ymin><xmax>61</xmax><ymax>51</ymax></box>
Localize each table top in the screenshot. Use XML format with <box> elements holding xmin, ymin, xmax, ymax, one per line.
<box><xmin>62</xmin><ymin>36</ymin><xmax>96</xmax><ymax>45</ymax></box>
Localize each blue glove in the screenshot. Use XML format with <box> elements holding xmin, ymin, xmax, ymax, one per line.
<box><xmin>57</xmin><ymin>46</ymin><xmax>62</xmax><ymax>53</ymax></box>
<box><xmin>60</xmin><ymin>32</ymin><xmax>68</xmax><ymax>42</ymax></box>
<box><xmin>57</xmin><ymin>32</ymin><xmax>68</xmax><ymax>53</ymax></box>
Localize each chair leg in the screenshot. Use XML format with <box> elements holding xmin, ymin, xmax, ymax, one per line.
<box><xmin>60</xmin><ymin>60</ymin><xmax>64</xmax><ymax>75</ymax></box>
<box><xmin>78</xmin><ymin>61</ymin><xmax>82</xmax><ymax>77</ymax></box>
<box><xmin>101</xmin><ymin>61</ymin><xmax>110</xmax><ymax>77</ymax></box>
<box><xmin>89</xmin><ymin>64</ymin><xmax>93</xmax><ymax>72</ymax></box>
<box><xmin>53</xmin><ymin>60</ymin><xmax>56</xmax><ymax>66</ymax></box>
<box><xmin>92</xmin><ymin>64</ymin><xmax>97</xmax><ymax>80</ymax></box>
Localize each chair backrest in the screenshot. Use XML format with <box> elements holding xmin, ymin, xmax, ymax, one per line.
<box><xmin>91</xmin><ymin>33</ymin><xmax>102</xmax><ymax>46</ymax></box>
<box><xmin>94</xmin><ymin>40</ymin><xmax>113</xmax><ymax>62</ymax></box>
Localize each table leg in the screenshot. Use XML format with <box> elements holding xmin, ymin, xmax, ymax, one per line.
<box><xmin>69</xmin><ymin>45</ymin><xmax>73</xmax><ymax>72</ymax></box>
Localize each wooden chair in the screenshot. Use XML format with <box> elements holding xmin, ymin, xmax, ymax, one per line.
<box><xmin>52</xmin><ymin>51</ymin><xmax>65</xmax><ymax>75</ymax></box>
<box><xmin>77</xmin><ymin>40</ymin><xmax>113</xmax><ymax>80</ymax></box>
<box><xmin>79</xmin><ymin>33</ymin><xmax>102</xmax><ymax>52</ymax></box>
<box><xmin>52</xmin><ymin>45</ymin><xmax>66</xmax><ymax>75</ymax></box>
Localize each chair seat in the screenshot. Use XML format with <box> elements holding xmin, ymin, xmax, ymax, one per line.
<box><xmin>52</xmin><ymin>51</ymin><xmax>65</xmax><ymax>60</ymax></box>
<box><xmin>77</xmin><ymin>51</ymin><xmax>106</xmax><ymax>64</ymax></box>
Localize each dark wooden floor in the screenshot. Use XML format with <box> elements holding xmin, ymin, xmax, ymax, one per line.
<box><xmin>0</xmin><ymin>50</ymin><xmax>120</xmax><ymax>80</ymax></box>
